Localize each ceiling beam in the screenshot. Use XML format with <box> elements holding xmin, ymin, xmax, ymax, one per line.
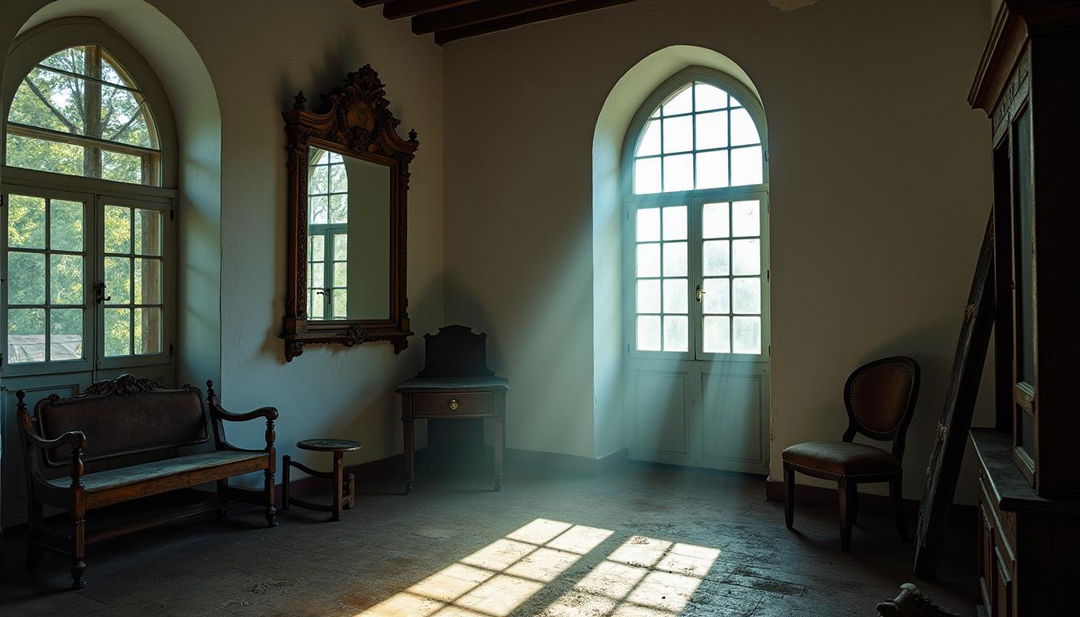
<box><xmin>384</xmin><ymin>0</ymin><xmax>479</xmax><ymax>20</ymax></box>
<box><xmin>433</xmin><ymin>0</ymin><xmax>638</xmax><ymax>44</ymax></box>
<box><xmin>412</xmin><ymin>0</ymin><xmax>581</xmax><ymax>35</ymax></box>
<box><xmin>353</xmin><ymin>1</ymin><xmax>392</xmax><ymax>7</ymax></box>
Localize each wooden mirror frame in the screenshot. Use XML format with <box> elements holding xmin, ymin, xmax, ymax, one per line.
<box><xmin>281</xmin><ymin>65</ymin><xmax>418</xmax><ymax>362</ymax></box>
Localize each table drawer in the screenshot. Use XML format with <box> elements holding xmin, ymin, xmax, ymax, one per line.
<box><xmin>410</xmin><ymin>391</ymin><xmax>493</xmax><ymax>416</ymax></box>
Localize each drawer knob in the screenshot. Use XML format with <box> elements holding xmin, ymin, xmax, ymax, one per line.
<box><xmin>448</xmin><ymin>399</ymin><xmax>459</xmax><ymax>411</ymax></box>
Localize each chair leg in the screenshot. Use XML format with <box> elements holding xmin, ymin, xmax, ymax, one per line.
<box><xmin>850</xmin><ymin>485</ymin><xmax>859</xmax><ymax>527</ymax></box>
<box><xmin>281</xmin><ymin>456</ymin><xmax>291</xmax><ymax>511</ymax></box>
<box><xmin>70</xmin><ymin>509</ymin><xmax>87</xmax><ymax>589</ymax></box>
<box><xmin>264</xmin><ymin>465</ymin><xmax>278</xmax><ymax>528</ymax></box>
<box><xmin>890</xmin><ymin>476</ymin><xmax>908</xmax><ymax>541</ymax></box>
<box><xmin>839</xmin><ymin>479</ymin><xmax>855</xmax><ymax>553</ymax></box>
<box><xmin>26</xmin><ymin>500</ymin><xmax>43</xmax><ymax>572</ymax></box>
<box><xmin>784</xmin><ymin>463</ymin><xmax>795</xmax><ymax>530</ymax></box>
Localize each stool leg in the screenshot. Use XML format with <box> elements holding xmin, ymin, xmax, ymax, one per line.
<box><xmin>345</xmin><ymin>472</ymin><xmax>356</xmax><ymax>510</ymax></box>
<box><xmin>332</xmin><ymin>451</ymin><xmax>344</xmax><ymax>522</ymax></box>
<box><xmin>282</xmin><ymin>455</ymin><xmax>291</xmax><ymax>511</ymax></box>
<box><xmin>784</xmin><ymin>463</ymin><xmax>795</xmax><ymax>530</ymax></box>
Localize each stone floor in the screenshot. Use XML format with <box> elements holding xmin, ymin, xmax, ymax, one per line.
<box><xmin>0</xmin><ymin>460</ymin><xmax>976</xmax><ymax>617</ymax></box>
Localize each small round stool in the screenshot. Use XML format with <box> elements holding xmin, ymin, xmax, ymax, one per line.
<box><xmin>282</xmin><ymin>439</ymin><xmax>361</xmax><ymax>521</ymax></box>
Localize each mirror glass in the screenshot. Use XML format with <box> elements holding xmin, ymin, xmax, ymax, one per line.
<box><xmin>305</xmin><ymin>146</ymin><xmax>390</xmax><ymax>321</ymax></box>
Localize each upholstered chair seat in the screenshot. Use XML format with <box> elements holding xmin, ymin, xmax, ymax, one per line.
<box><xmin>782</xmin><ymin>441</ymin><xmax>901</xmax><ymax>478</ymax></box>
<box><xmin>783</xmin><ymin>356</ymin><xmax>920</xmax><ymax>552</ymax></box>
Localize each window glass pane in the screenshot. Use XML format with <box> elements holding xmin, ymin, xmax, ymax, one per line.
<box><xmin>100</xmin><ymin>83</ymin><xmax>152</xmax><ymax>148</ymax></box>
<box><xmin>8</xmin><ymin>308</ymin><xmax>46</xmax><ymax>363</ymax></box>
<box><xmin>4</xmin><ymin>134</ymin><xmax>85</xmax><ymax>177</ymax></box>
<box><xmin>663</xmin><ymin>154</ymin><xmax>693</xmax><ymax>192</ymax></box>
<box><xmin>134</xmin><ymin>307</ymin><xmax>161</xmax><ymax>354</ymax></box>
<box><xmin>309</xmin><ymin>195</ymin><xmax>329</xmax><ymax>225</ymax></box>
<box><xmin>133</xmin><ymin>258</ymin><xmax>161</xmax><ymax>304</ymax></box>
<box><xmin>663</xmin><ymin>116</ymin><xmax>693</xmax><ymax>153</ymax></box>
<box><xmin>311</xmin><ymin>235</ymin><xmax>325</xmax><ymax>261</ymax></box>
<box><xmin>702</xmin><ymin>203</ymin><xmax>729</xmax><ymax>239</ymax></box>
<box><xmin>732</xmin><ymin>239</ymin><xmax>761</xmax><ymax>276</ymax></box>
<box><xmin>102</xmin><ymin>150</ymin><xmax>143</xmax><ymax>184</ymax></box>
<box><xmin>636</xmin><ymin>243</ymin><xmax>660</xmax><ymax>277</ymax></box>
<box><xmin>329</xmin><ymin>160</ymin><xmax>348</xmax><ymax>191</ymax></box>
<box><xmin>105</xmin><ymin>256</ymin><xmax>131</xmax><ymax>304</ymax></box>
<box><xmin>695</xmin><ymin>111</ymin><xmax>728</xmax><ymax>150</ymax></box>
<box><xmin>50</xmin><ymin>308</ymin><xmax>83</xmax><ymax>361</ymax></box>
<box><xmin>695</xmin><ymin>150</ymin><xmax>729</xmax><ymax>189</ymax></box>
<box><xmin>636</xmin><ymin>279</ymin><xmax>660</xmax><ymax>314</ymax></box>
<box><xmin>636</xmin><ymin>120</ymin><xmax>661</xmax><ymax>157</ymax></box>
<box><xmin>100</xmin><ymin>56</ymin><xmax>128</xmax><ymax>87</ymax></box>
<box><xmin>732</xmin><ymin>316</ymin><xmax>761</xmax><ymax>354</ymax></box>
<box><xmin>731</xmin><ymin>146</ymin><xmax>763</xmax><ymax>186</ymax></box>
<box><xmin>330</xmin><ymin>194</ymin><xmax>348</xmax><ymax>224</ymax></box>
<box><xmin>50</xmin><ymin>200</ymin><xmax>84</xmax><ymax>252</ymax></box>
<box><xmin>104</xmin><ymin>205</ymin><xmax>131</xmax><ymax>253</ymax></box>
<box><xmin>731</xmin><ymin>201</ymin><xmax>760</xmax><ymax>237</ymax></box>
<box><xmin>636</xmin><ymin>208</ymin><xmax>660</xmax><ymax>242</ymax></box>
<box><xmin>732</xmin><ymin>278</ymin><xmax>761</xmax><ymax>314</ymax></box>
<box><xmin>134</xmin><ymin>208</ymin><xmax>161</xmax><ymax>255</ymax></box>
<box><xmin>332</xmin><ymin>289</ymin><xmax>347</xmax><ymax>318</ymax></box>
<box><xmin>730</xmin><ymin>108</ymin><xmax>760</xmax><ymax>146</ymax></box>
<box><xmin>703</xmin><ymin>278</ymin><xmax>730</xmax><ymax>314</ymax></box>
<box><xmin>310</xmin><ymin>163</ymin><xmax>329</xmax><ymax>194</ymax></box>
<box><xmin>662</xmin><ymin>278</ymin><xmax>688</xmax><ymax>314</ymax></box>
<box><xmin>694</xmin><ymin>83</ymin><xmax>727</xmax><ymax>112</ymax></box>
<box><xmin>8</xmin><ymin>252</ymin><xmax>46</xmax><ymax>305</ymax></box>
<box><xmin>662</xmin><ymin>87</ymin><xmax>693</xmax><ymax>116</ymax></box>
<box><xmin>333</xmin><ymin>262</ymin><xmax>348</xmax><ymax>287</ymax></box>
<box><xmin>8</xmin><ymin>194</ymin><xmax>46</xmax><ymax>249</ymax></box>
<box><xmin>663</xmin><ymin>315</ymin><xmax>689</xmax><ymax>352</ymax></box>
<box><xmin>703</xmin><ymin>316</ymin><xmax>730</xmax><ymax>353</ymax></box>
<box><xmin>662</xmin><ymin>242</ymin><xmax>687</xmax><ymax>277</ymax></box>
<box><xmin>39</xmin><ymin>46</ymin><xmax>88</xmax><ymax>76</ymax></box>
<box><xmin>104</xmin><ymin>308</ymin><xmax>131</xmax><ymax>356</ymax></box>
<box><xmin>50</xmin><ymin>254</ymin><xmax>83</xmax><ymax>305</ymax></box>
<box><xmin>9</xmin><ymin>67</ymin><xmax>87</xmax><ymax>135</ymax></box>
<box><xmin>334</xmin><ymin>234</ymin><xmax>348</xmax><ymax>260</ymax></box>
<box><xmin>702</xmin><ymin>240</ymin><xmax>730</xmax><ymax>276</ymax></box>
<box><xmin>661</xmin><ymin>206</ymin><xmax>687</xmax><ymax>241</ymax></box>
<box><xmin>637</xmin><ymin>315</ymin><xmax>661</xmax><ymax>351</ymax></box>
<box><xmin>311</xmin><ymin>262</ymin><xmax>325</xmax><ymax>288</ymax></box>
<box><xmin>634</xmin><ymin>157</ymin><xmax>661</xmax><ymax>194</ymax></box>
<box><xmin>309</xmin><ymin>290</ymin><xmax>324</xmax><ymax>319</ymax></box>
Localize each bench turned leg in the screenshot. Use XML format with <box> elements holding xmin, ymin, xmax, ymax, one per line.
<box><xmin>70</xmin><ymin>511</ymin><xmax>87</xmax><ymax>589</ymax></box>
<box><xmin>264</xmin><ymin>465</ymin><xmax>278</xmax><ymax>528</ymax></box>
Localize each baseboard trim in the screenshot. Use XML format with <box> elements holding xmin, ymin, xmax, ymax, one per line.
<box><xmin>764</xmin><ymin>479</ymin><xmax>975</xmax><ymax>527</ymax></box>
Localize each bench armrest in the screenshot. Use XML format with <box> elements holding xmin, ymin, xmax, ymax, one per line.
<box><xmin>16</xmin><ymin>390</ymin><xmax>87</xmax><ymax>489</ymax></box>
<box><xmin>205</xmin><ymin>380</ymin><xmax>277</xmax><ymax>453</ymax></box>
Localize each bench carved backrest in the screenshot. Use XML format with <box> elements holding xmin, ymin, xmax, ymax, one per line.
<box><xmin>33</xmin><ymin>374</ymin><xmax>210</xmax><ymax>468</ymax></box>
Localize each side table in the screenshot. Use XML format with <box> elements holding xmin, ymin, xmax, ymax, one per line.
<box><xmin>281</xmin><ymin>439</ymin><xmax>361</xmax><ymax>521</ymax></box>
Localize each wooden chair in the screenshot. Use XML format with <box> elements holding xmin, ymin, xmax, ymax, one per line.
<box><xmin>782</xmin><ymin>356</ymin><xmax>920</xmax><ymax>552</ymax></box>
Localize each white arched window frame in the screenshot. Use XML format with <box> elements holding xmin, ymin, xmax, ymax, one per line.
<box><xmin>1</xmin><ymin>18</ymin><xmax>177</xmax><ymax>378</ymax></box>
<box><xmin>622</xmin><ymin>66</ymin><xmax>770</xmax><ymax>361</ymax></box>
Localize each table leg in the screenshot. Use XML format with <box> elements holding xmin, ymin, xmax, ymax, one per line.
<box><xmin>332</xmin><ymin>451</ymin><xmax>344</xmax><ymax>522</ymax></box>
<box><xmin>403</xmin><ymin>418</ymin><xmax>415</xmax><ymax>494</ymax></box>
<box><xmin>281</xmin><ymin>455</ymin><xmax>291</xmax><ymax>511</ymax></box>
<box><xmin>493</xmin><ymin>416</ymin><xmax>504</xmax><ymax>492</ymax></box>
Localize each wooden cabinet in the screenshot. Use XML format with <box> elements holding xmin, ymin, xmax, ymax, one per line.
<box><xmin>969</xmin><ymin>5</ymin><xmax>1080</xmax><ymax>614</ymax></box>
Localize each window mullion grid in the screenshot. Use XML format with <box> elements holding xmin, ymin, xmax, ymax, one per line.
<box><xmin>690</xmin><ymin>197</ymin><xmax>704</xmax><ymax>361</ymax></box>
<box><xmin>690</xmin><ymin>82</ymin><xmax>698</xmax><ymax>192</ymax></box>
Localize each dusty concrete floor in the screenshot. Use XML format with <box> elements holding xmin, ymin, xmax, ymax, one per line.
<box><xmin>0</xmin><ymin>460</ymin><xmax>975</xmax><ymax>617</ymax></box>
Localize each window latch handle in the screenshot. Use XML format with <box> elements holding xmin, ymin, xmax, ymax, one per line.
<box><xmin>95</xmin><ymin>282</ymin><xmax>111</xmax><ymax>304</ymax></box>
<box><xmin>696</xmin><ymin>283</ymin><xmax>705</xmax><ymax>303</ymax></box>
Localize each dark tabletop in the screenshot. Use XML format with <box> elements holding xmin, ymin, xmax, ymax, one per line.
<box><xmin>296</xmin><ymin>439</ymin><xmax>363</xmax><ymax>452</ymax></box>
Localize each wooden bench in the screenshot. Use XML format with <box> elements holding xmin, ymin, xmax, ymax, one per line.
<box><xmin>16</xmin><ymin>374</ymin><xmax>278</xmax><ymax>589</ymax></box>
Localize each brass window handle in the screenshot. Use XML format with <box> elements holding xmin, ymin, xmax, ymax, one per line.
<box><xmin>696</xmin><ymin>283</ymin><xmax>706</xmax><ymax>303</ymax></box>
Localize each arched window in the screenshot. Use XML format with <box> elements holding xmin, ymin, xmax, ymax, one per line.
<box><xmin>625</xmin><ymin>67</ymin><xmax>768</xmax><ymax>358</ymax></box>
<box><xmin>6</xmin><ymin>44</ymin><xmax>161</xmax><ymax>185</ymax></box>
<box><xmin>307</xmin><ymin>147</ymin><xmax>349</xmax><ymax>320</ymax></box>
<box><xmin>2</xmin><ymin>19</ymin><xmax>176</xmax><ymax>383</ymax></box>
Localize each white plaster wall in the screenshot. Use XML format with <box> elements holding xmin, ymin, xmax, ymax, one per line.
<box><xmin>443</xmin><ymin>0</ymin><xmax>996</xmax><ymax>501</ymax></box>
<box><xmin>0</xmin><ymin>0</ymin><xmax>445</xmax><ymax>474</ymax></box>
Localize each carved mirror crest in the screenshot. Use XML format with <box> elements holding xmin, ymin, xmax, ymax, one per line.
<box><xmin>281</xmin><ymin>65</ymin><xmax>418</xmax><ymax>361</ymax></box>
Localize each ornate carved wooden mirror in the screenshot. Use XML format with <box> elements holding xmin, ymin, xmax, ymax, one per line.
<box><xmin>281</xmin><ymin>65</ymin><xmax>417</xmax><ymax>361</ymax></box>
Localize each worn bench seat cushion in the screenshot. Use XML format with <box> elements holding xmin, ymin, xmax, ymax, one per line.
<box><xmin>782</xmin><ymin>441</ymin><xmax>900</xmax><ymax>478</ymax></box>
<box><xmin>47</xmin><ymin>451</ymin><xmax>267</xmax><ymax>492</ymax></box>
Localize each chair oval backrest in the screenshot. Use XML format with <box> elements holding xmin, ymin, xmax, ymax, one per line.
<box><xmin>843</xmin><ymin>356</ymin><xmax>920</xmax><ymax>442</ymax></box>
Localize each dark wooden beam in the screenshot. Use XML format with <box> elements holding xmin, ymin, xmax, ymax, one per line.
<box><xmin>413</xmin><ymin>0</ymin><xmax>581</xmax><ymax>35</ymax></box>
<box><xmin>385</xmin><ymin>0</ymin><xmax>478</xmax><ymax>20</ymax></box>
<box><xmin>433</xmin><ymin>0</ymin><xmax>638</xmax><ymax>44</ymax></box>
<box><xmin>354</xmin><ymin>0</ymin><xmax>392</xmax><ymax>7</ymax></box>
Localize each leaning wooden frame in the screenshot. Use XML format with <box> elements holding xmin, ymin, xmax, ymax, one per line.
<box><xmin>16</xmin><ymin>374</ymin><xmax>278</xmax><ymax>589</ymax></box>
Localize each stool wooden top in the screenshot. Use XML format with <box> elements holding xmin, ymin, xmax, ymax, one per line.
<box><xmin>296</xmin><ymin>439</ymin><xmax>362</xmax><ymax>452</ymax></box>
